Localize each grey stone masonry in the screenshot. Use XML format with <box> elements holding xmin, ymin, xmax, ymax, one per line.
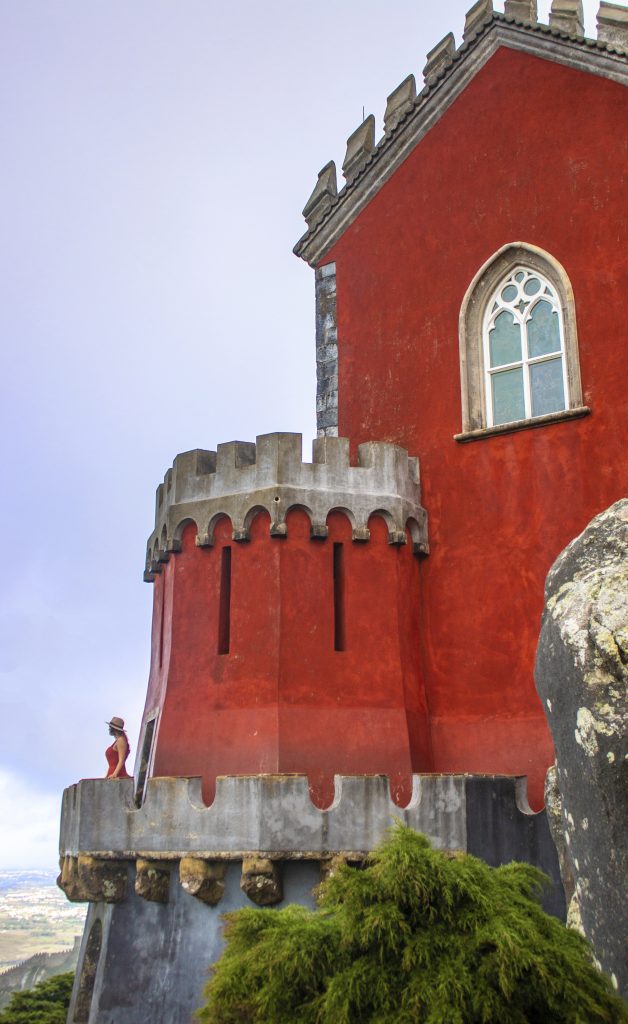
<box><xmin>144</xmin><ymin>430</ymin><xmax>428</xmax><ymax>577</ymax></box>
<box><xmin>60</xmin><ymin>774</ymin><xmax>465</xmax><ymax>860</ymax></box>
<box><xmin>463</xmin><ymin>0</ymin><xmax>494</xmax><ymax>42</ymax></box>
<box><xmin>504</xmin><ymin>0</ymin><xmax>538</xmax><ymax>21</ymax></box>
<box><xmin>302</xmin><ymin>161</ymin><xmax>338</xmax><ymax>231</ymax></box>
<box><xmin>58</xmin><ymin>774</ymin><xmax>564</xmax><ymax>919</ymax></box>
<box><xmin>316</xmin><ymin>261</ymin><xmax>338</xmax><ymax>437</ymax></box>
<box><xmin>422</xmin><ymin>33</ymin><xmax>456</xmax><ymax>85</ymax></box>
<box><xmin>384</xmin><ymin>75</ymin><xmax>417</xmax><ymax>133</ymax></box>
<box><xmin>597</xmin><ymin>1</ymin><xmax>628</xmax><ymax>49</ymax></box>
<box><xmin>549</xmin><ymin>0</ymin><xmax>584</xmax><ymax>36</ymax></box>
<box><xmin>60</xmin><ymin>774</ymin><xmax>563</xmax><ymax>1022</ymax></box>
<box><xmin>342</xmin><ymin>115</ymin><xmax>375</xmax><ymax>183</ymax></box>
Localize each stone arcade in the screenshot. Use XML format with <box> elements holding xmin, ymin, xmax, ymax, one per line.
<box><xmin>59</xmin><ymin>2</ymin><xmax>628</xmax><ymax>1021</ymax></box>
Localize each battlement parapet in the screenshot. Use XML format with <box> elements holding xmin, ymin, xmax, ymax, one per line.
<box><xmin>60</xmin><ymin>772</ymin><xmax>548</xmax><ymax>861</ymax></box>
<box><xmin>60</xmin><ymin>774</ymin><xmax>461</xmax><ymax>859</ymax></box>
<box><xmin>145</xmin><ymin>433</ymin><xmax>428</xmax><ymax>577</ymax></box>
<box><xmin>295</xmin><ymin>1</ymin><xmax>628</xmax><ymax>258</ymax></box>
<box><xmin>58</xmin><ymin>773</ymin><xmax>563</xmax><ymax>917</ymax></box>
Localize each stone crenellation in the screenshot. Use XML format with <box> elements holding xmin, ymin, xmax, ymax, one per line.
<box><xmin>144</xmin><ymin>432</ymin><xmax>428</xmax><ymax>578</ymax></box>
<box><xmin>297</xmin><ymin>0</ymin><xmax>628</xmax><ymax>238</ymax></box>
<box><xmin>598</xmin><ymin>0</ymin><xmax>628</xmax><ymax>45</ymax></box>
<box><xmin>61</xmin><ymin>774</ymin><xmax>465</xmax><ymax>861</ymax></box>
<box><xmin>58</xmin><ymin>773</ymin><xmax>563</xmax><ymax>916</ymax></box>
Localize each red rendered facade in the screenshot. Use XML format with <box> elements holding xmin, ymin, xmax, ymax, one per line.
<box><xmin>139</xmin><ymin>43</ymin><xmax>627</xmax><ymax>812</ymax></box>
<box><xmin>321</xmin><ymin>49</ymin><xmax>628</xmax><ymax>807</ymax></box>
<box><xmin>144</xmin><ymin>510</ymin><xmax>431</xmax><ymax>807</ymax></box>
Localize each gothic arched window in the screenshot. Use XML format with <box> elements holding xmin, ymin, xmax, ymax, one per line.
<box><xmin>457</xmin><ymin>243</ymin><xmax>587</xmax><ymax>439</ymax></box>
<box><xmin>484</xmin><ymin>267</ymin><xmax>566</xmax><ymax>426</ymax></box>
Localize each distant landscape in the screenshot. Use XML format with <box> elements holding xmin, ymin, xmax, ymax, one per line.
<box><xmin>0</xmin><ymin>870</ymin><xmax>85</xmax><ymax>971</ymax></box>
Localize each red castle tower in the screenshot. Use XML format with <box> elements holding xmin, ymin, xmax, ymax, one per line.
<box><xmin>139</xmin><ymin>434</ymin><xmax>430</xmax><ymax>808</ymax></box>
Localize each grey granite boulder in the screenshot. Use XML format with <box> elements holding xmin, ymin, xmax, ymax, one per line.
<box><xmin>535</xmin><ymin>499</ymin><xmax>627</xmax><ymax>996</ymax></box>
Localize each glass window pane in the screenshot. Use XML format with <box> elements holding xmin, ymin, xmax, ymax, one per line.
<box><xmin>492</xmin><ymin>367</ymin><xmax>525</xmax><ymax>425</ymax></box>
<box><xmin>528</xmin><ymin>300</ymin><xmax>561</xmax><ymax>358</ymax></box>
<box><xmin>501</xmin><ymin>285</ymin><xmax>518</xmax><ymax>302</ymax></box>
<box><xmin>523</xmin><ymin>277</ymin><xmax>541</xmax><ymax>296</ymax></box>
<box><xmin>530</xmin><ymin>358</ymin><xmax>565</xmax><ymax>417</ymax></box>
<box><xmin>489</xmin><ymin>311</ymin><xmax>521</xmax><ymax>367</ymax></box>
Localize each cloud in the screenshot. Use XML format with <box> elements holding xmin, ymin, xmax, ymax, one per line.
<box><xmin>0</xmin><ymin>770</ymin><xmax>63</xmax><ymax>870</ymax></box>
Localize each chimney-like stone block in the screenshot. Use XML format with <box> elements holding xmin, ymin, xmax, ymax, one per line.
<box><xmin>504</xmin><ymin>0</ymin><xmax>538</xmax><ymax>22</ymax></box>
<box><xmin>597</xmin><ymin>1</ymin><xmax>628</xmax><ymax>47</ymax></box>
<box><xmin>549</xmin><ymin>0</ymin><xmax>584</xmax><ymax>36</ymax></box>
<box><xmin>463</xmin><ymin>0</ymin><xmax>494</xmax><ymax>42</ymax></box>
<box><xmin>423</xmin><ymin>33</ymin><xmax>456</xmax><ymax>86</ymax></box>
<box><xmin>342</xmin><ymin>115</ymin><xmax>375</xmax><ymax>183</ymax></box>
<box><xmin>302</xmin><ymin>161</ymin><xmax>338</xmax><ymax>230</ymax></box>
<box><xmin>383</xmin><ymin>75</ymin><xmax>416</xmax><ymax>133</ymax></box>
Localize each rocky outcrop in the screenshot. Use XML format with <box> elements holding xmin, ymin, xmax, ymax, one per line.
<box><xmin>535</xmin><ymin>499</ymin><xmax>627</xmax><ymax>995</ymax></box>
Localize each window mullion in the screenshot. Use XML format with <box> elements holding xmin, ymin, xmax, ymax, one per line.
<box><xmin>522</xmin><ymin>316</ymin><xmax>532</xmax><ymax>418</ymax></box>
<box><xmin>483</xmin><ymin>312</ymin><xmax>495</xmax><ymax>427</ymax></box>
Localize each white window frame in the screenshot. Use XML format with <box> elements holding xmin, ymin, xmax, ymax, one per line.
<box><xmin>482</xmin><ymin>266</ymin><xmax>569</xmax><ymax>428</ymax></box>
<box><xmin>457</xmin><ymin>242</ymin><xmax>586</xmax><ymax>439</ymax></box>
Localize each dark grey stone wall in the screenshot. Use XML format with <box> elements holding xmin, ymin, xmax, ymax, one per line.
<box><xmin>62</xmin><ymin>773</ymin><xmax>566</xmax><ymax>1022</ymax></box>
<box><xmin>465</xmin><ymin>776</ymin><xmax>565</xmax><ymax>919</ymax></box>
<box><xmin>68</xmin><ymin>861</ymin><xmax>320</xmax><ymax>1024</ymax></box>
<box><xmin>315</xmin><ymin>262</ymin><xmax>338</xmax><ymax>436</ymax></box>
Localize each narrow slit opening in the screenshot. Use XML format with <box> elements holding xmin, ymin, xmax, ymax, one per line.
<box><xmin>158</xmin><ymin>583</ymin><xmax>165</xmax><ymax>669</ymax></box>
<box><xmin>218</xmin><ymin>546</ymin><xmax>232</xmax><ymax>655</ymax></box>
<box><xmin>333</xmin><ymin>542</ymin><xmax>345</xmax><ymax>652</ymax></box>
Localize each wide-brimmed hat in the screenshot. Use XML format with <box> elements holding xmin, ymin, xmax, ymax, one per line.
<box><xmin>106</xmin><ymin>716</ymin><xmax>125</xmax><ymax>731</ymax></box>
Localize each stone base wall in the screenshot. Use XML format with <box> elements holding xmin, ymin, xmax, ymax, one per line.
<box><xmin>67</xmin><ymin>861</ymin><xmax>321</xmax><ymax>1024</ymax></box>
<box><xmin>60</xmin><ymin>774</ymin><xmax>564</xmax><ymax>1023</ymax></box>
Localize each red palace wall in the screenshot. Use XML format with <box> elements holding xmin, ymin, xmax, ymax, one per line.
<box><xmin>144</xmin><ymin>509</ymin><xmax>432</xmax><ymax>807</ymax></box>
<box><xmin>321</xmin><ymin>48</ymin><xmax>628</xmax><ymax>808</ymax></box>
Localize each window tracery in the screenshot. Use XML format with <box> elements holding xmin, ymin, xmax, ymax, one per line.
<box><xmin>457</xmin><ymin>243</ymin><xmax>585</xmax><ymax>438</ymax></box>
<box><xmin>484</xmin><ymin>267</ymin><xmax>567</xmax><ymax>426</ymax></box>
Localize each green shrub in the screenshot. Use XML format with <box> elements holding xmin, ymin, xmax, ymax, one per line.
<box><xmin>198</xmin><ymin>824</ymin><xmax>626</xmax><ymax>1024</ymax></box>
<box><xmin>0</xmin><ymin>971</ymin><xmax>74</xmax><ymax>1024</ymax></box>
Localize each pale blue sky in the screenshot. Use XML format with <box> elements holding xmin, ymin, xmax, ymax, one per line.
<box><xmin>0</xmin><ymin>0</ymin><xmax>606</xmax><ymax>867</ymax></box>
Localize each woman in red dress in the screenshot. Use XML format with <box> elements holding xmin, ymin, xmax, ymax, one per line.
<box><xmin>105</xmin><ymin>716</ymin><xmax>131</xmax><ymax>779</ymax></box>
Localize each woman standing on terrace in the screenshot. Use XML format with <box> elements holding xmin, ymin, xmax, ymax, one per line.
<box><xmin>104</xmin><ymin>716</ymin><xmax>131</xmax><ymax>779</ymax></box>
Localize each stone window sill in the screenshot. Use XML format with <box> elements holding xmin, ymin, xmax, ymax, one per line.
<box><xmin>454</xmin><ymin>406</ymin><xmax>591</xmax><ymax>444</ymax></box>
